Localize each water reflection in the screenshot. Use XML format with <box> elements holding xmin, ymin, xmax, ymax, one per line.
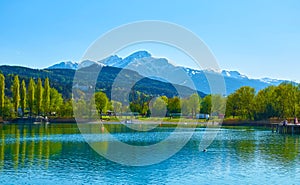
<box><xmin>0</xmin><ymin>124</ymin><xmax>299</xmax><ymax>184</ymax></box>
<box><xmin>0</xmin><ymin>124</ymin><xmax>70</xmax><ymax>170</ymax></box>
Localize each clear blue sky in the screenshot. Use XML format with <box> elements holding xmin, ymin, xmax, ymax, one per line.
<box><xmin>0</xmin><ymin>0</ymin><xmax>299</xmax><ymax>81</ymax></box>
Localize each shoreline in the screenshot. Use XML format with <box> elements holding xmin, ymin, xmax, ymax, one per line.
<box><xmin>0</xmin><ymin>117</ymin><xmax>282</xmax><ymax>127</ymax></box>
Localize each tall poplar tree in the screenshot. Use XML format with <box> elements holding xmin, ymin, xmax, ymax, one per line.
<box><xmin>0</xmin><ymin>73</ymin><xmax>4</xmax><ymax>116</ymax></box>
<box><xmin>12</xmin><ymin>75</ymin><xmax>20</xmax><ymax>115</ymax></box>
<box><xmin>36</xmin><ymin>78</ymin><xmax>43</xmax><ymax>115</ymax></box>
<box><xmin>28</xmin><ymin>78</ymin><xmax>35</xmax><ymax>116</ymax></box>
<box><xmin>43</xmin><ymin>78</ymin><xmax>50</xmax><ymax>115</ymax></box>
<box><xmin>20</xmin><ymin>79</ymin><xmax>26</xmax><ymax>116</ymax></box>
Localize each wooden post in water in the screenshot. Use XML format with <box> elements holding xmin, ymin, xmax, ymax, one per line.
<box><xmin>276</xmin><ymin>124</ymin><xmax>300</xmax><ymax>134</ymax></box>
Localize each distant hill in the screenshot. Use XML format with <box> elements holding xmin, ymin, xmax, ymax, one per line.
<box><xmin>0</xmin><ymin>65</ymin><xmax>205</xmax><ymax>99</ymax></box>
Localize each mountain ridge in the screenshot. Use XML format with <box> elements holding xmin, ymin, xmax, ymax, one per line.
<box><xmin>47</xmin><ymin>51</ymin><xmax>287</xmax><ymax>95</ymax></box>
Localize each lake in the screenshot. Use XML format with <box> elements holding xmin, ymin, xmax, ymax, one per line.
<box><xmin>0</xmin><ymin>123</ymin><xmax>299</xmax><ymax>184</ymax></box>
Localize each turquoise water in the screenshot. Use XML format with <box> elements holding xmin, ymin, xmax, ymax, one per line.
<box><xmin>0</xmin><ymin>124</ymin><xmax>299</xmax><ymax>184</ymax></box>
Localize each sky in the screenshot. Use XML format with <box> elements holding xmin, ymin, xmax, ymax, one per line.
<box><xmin>0</xmin><ymin>0</ymin><xmax>300</xmax><ymax>81</ymax></box>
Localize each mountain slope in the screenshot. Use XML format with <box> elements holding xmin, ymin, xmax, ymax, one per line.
<box><xmin>95</xmin><ymin>51</ymin><xmax>287</xmax><ymax>94</ymax></box>
<box><xmin>0</xmin><ymin>65</ymin><xmax>205</xmax><ymax>99</ymax></box>
<box><xmin>46</xmin><ymin>51</ymin><xmax>288</xmax><ymax>95</ymax></box>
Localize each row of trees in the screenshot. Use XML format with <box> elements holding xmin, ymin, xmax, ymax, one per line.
<box><xmin>73</xmin><ymin>90</ymin><xmax>214</xmax><ymax>119</ymax></box>
<box><xmin>226</xmin><ymin>83</ymin><xmax>300</xmax><ymax>120</ymax></box>
<box><xmin>1</xmin><ymin>71</ymin><xmax>299</xmax><ymax>121</ymax></box>
<box><xmin>0</xmin><ymin>73</ymin><xmax>73</xmax><ymax>118</ymax></box>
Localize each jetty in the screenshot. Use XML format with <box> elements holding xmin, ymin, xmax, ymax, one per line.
<box><xmin>272</xmin><ymin>124</ymin><xmax>300</xmax><ymax>134</ymax></box>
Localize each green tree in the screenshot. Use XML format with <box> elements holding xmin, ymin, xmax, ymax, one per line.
<box><xmin>181</xmin><ymin>98</ymin><xmax>191</xmax><ymax>116</ymax></box>
<box><xmin>253</xmin><ymin>86</ymin><xmax>277</xmax><ymax>120</ymax></box>
<box><xmin>95</xmin><ymin>92</ymin><xmax>108</xmax><ymax>118</ymax></box>
<box><xmin>43</xmin><ymin>78</ymin><xmax>50</xmax><ymax>115</ymax></box>
<box><xmin>49</xmin><ymin>88</ymin><xmax>63</xmax><ymax>115</ymax></box>
<box><xmin>111</xmin><ymin>100</ymin><xmax>122</xmax><ymax>116</ymax></box>
<box><xmin>167</xmin><ymin>96</ymin><xmax>181</xmax><ymax>114</ymax></box>
<box><xmin>161</xmin><ymin>95</ymin><xmax>169</xmax><ymax>105</ymax></box>
<box><xmin>228</xmin><ymin>86</ymin><xmax>255</xmax><ymax>120</ymax></box>
<box><xmin>211</xmin><ymin>94</ymin><xmax>226</xmax><ymax>117</ymax></box>
<box><xmin>0</xmin><ymin>73</ymin><xmax>4</xmax><ymax>116</ymax></box>
<box><xmin>273</xmin><ymin>82</ymin><xmax>297</xmax><ymax>119</ymax></box>
<box><xmin>189</xmin><ymin>93</ymin><xmax>201</xmax><ymax>118</ymax></box>
<box><xmin>74</xmin><ymin>98</ymin><xmax>88</xmax><ymax>118</ymax></box>
<box><xmin>36</xmin><ymin>78</ymin><xmax>43</xmax><ymax>115</ymax></box>
<box><xmin>20</xmin><ymin>79</ymin><xmax>26</xmax><ymax>116</ymax></box>
<box><xmin>60</xmin><ymin>99</ymin><xmax>73</xmax><ymax>117</ymax></box>
<box><xmin>2</xmin><ymin>97</ymin><xmax>13</xmax><ymax>119</ymax></box>
<box><xmin>225</xmin><ymin>93</ymin><xmax>238</xmax><ymax>118</ymax></box>
<box><xmin>12</xmin><ymin>75</ymin><xmax>20</xmax><ymax>115</ymax></box>
<box><xmin>28</xmin><ymin>78</ymin><xmax>35</xmax><ymax>116</ymax></box>
<box><xmin>129</xmin><ymin>91</ymin><xmax>150</xmax><ymax>116</ymax></box>
<box><xmin>201</xmin><ymin>95</ymin><xmax>212</xmax><ymax>114</ymax></box>
<box><xmin>151</xmin><ymin>97</ymin><xmax>167</xmax><ymax>117</ymax></box>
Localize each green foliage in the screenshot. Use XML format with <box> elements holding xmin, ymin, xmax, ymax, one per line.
<box><xmin>2</xmin><ymin>97</ymin><xmax>13</xmax><ymax>118</ymax></box>
<box><xmin>12</xmin><ymin>75</ymin><xmax>20</xmax><ymax>115</ymax></box>
<box><xmin>27</xmin><ymin>78</ymin><xmax>35</xmax><ymax>116</ymax></box>
<box><xmin>225</xmin><ymin>83</ymin><xmax>300</xmax><ymax>120</ymax></box>
<box><xmin>167</xmin><ymin>96</ymin><xmax>181</xmax><ymax>114</ymax></box>
<box><xmin>20</xmin><ymin>80</ymin><xmax>26</xmax><ymax>116</ymax></box>
<box><xmin>225</xmin><ymin>86</ymin><xmax>255</xmax><ymax>120</ymax></box>
<box><xmin>129</xmin><ymin>91</ymin><xmax>150</xmax><ymax>115</ymax></box>
<box><xmin>211</xmin><ymin>94</ymin><xmax>226</xmax><ymax>116</ymax></box>
<box><xmin>181</xmin><ymin>98</ymin><xmax>191</xmax><ymax>116</ymax></box>
<box><xmin>94</xmin><ymin>92</ymin><xmax>108</xmax><ymax>118</ymax></box>
<box><xmin>49</xmin><ymin>88</ymin><xmax>63</xmax><ymax>114</ymax></box>
<box><xmin>188</xmin><ymin>93</ymin><xmax>201</xmax><ymax>118</ymax></box>
<box><xmin>150</xmin><ymin>97</ymin><xmax>167</xmax><ymax>117</ymax></box>
<box><xmin>43</xmin><ymin>78</ymin><xmax>50</xmax><ymax>115</ymax></box>
<box><xmin>252</xmin><ymin>86</ymin><xmax>277</xmax><ymax>120</ymax></box>
<box><xmin>0</xmin><ymin>73</ymin><xmax>4</xmax><ymax>116</ymax></box>
<box><xmin>59</xmin><ymin>99</ymin><xmax>73</xmax><ymax>117</ymax></box>
<box><xmin>201</xmin><ymin>95</ymin><xmax>212</xmax><ymax>114</ymax></box>
<box><xmin>36</xmin><ymin>78</ymin><xmax>43</xmax><ymax>115</ymax></box>
<box><xmin>111</xmin><ymin>100</ymin><xmax>122</xmax><ymax>114</ymax></box>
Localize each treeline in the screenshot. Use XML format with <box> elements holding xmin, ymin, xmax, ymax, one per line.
<box><xmin>226</xmin><ymin>82</ymin><xmax>300</xmax><ymax>120</ymax></box>
<box><xmin>0</xmin><ymin>73</ymin><xmax>73</xmax><ymax>119</ymax></box>
<box><xmin>1</xmin><ymin>70</ymin><xmax>299</xmax><ymax>121</ymax></box>
<box><xmin>73</xmin><ymin>90</ymin><xmax>219</xmax><ymax>119</ymax></box>
<box><xmin>97</xmin><ymin>82</ymin><xmax>300</xmax><ymax>121</ymax></box>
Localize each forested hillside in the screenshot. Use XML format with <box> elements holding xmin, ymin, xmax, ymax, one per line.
<box><xmin>0</xmin><ymin>65</ymin><xmax>205</xmax><ymax>99</ymax></box>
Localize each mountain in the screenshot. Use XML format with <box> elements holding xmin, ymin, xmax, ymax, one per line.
<box><xmin>48</xmin><ymin>61</ymin><xmax>79</xmax><ymax>70</ymax></box>
<box><xmin>94</xmin><ymin>51</ymin><xmax>288</xmax><ymax>95</ymax></box>
<box><xmin>46</xmin><ymin>51</ymin><xmax>289</xmax><ymax>95</ymax></box>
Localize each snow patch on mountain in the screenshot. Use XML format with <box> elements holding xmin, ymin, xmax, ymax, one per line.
<box><xmin>48</xmin><ymin>61</ymin><xmax>79</xmax><ymax>70</ymax></box>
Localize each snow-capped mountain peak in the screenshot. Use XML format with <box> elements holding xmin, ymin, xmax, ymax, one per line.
<box><xmin>221</xmin><ymin>70</ymin><xmax>248</xmax><ymax>79</ymax></box>
<box><xmin>47</xmin><ymin>61</ymin><xmax>78</xmax><ymax>70</ymax></box>
<box><xmin>124</xmin><ymin>50</ymin><xmax>151</xmax><ymax>61</ymax></box>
